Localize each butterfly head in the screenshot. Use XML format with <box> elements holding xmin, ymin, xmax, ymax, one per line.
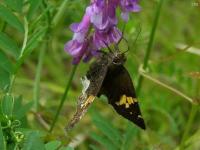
<box><xmin>111</xmin><ymin>51</ymin><xmax>126</xmax><ymax>66</ymax></box>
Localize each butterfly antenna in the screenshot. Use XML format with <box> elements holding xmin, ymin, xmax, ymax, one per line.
<box><xmin>122</xmin><ymin>25</ymin><xmax>142</xmax><ymax>54</ymax></box>
<box><xmin>117</xmin><ymin>23</ymin><xmax>126</xmax><ymax>45</ymax></box>
<box><xmin>132</xmin><ymin>25</ymin><xmax>142</xmax><ymax>48</ymax></box>
<box><xmin>102</xmin><ymin>40</ymin><xmax>113</xmax><ymax>53</ymax></box>
<box><xmin>96</xmin><ymin>50</ymin><xmax>107</xmax><ymax>55</ymax></box>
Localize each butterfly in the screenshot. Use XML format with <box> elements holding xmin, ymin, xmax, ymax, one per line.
<box><xmin>66</xmin><ymin>46</ymin><xmax>146</xmax><ymax>130</ymax></box>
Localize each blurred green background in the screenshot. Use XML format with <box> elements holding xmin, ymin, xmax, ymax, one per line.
<box><xmin>0</xmin><ymin>0</ymin><xmax>200</xmax><ymax>149</ymax></box>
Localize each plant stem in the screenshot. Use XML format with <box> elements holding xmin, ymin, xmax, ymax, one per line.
<box><xmin>49</xmin><ymin>65</ymin><xmax>78</xmax><ymax>133</ymax></box>
<box><xmin>52</xmin><ymin>0</ymin><xmax>69</xmax><ymax>27</ymax></box>
<box><xmin>33</xmin><ymin>48</ymin><xmax>46</xmax><ymax>111</ymax></box>
<box><xmin>19</xmin><ymin>18</ymin><xmax>28</xmax><ymax>58</ymax></box>
<box><xmin>139</xmin><ymin>68</ymin><xmax>195</xmax><ymax>104</ymax></box>
<box><xmin>179</xmin><ymin>80</ymin><xmax>200</xmax><ymax>149</ymax></box>
<box><xmin>179</xmin><ymin>105</ymin><xmax>199</xmax><ymax>150</ymax></box>
<box><xmin>33</xmin><ymin>0</ymin><xmax>51</xmax><ymax>112</ymax></box>
<box><xmin>8</xmin><ymin>18</ymin><xmax>29</xmax><ymax>94</ymax></box>
<box><xmin>136</xmin><ymin>0</ymin><xmax>164</xmax><ymax>94</ymax></box>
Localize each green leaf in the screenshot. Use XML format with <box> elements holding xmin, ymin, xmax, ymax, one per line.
<box><xmin>0</xmin><ymin>32</ymin><xmax>20</xmax><ymax>58</ymax></box>
<box><xmin>27</xmin><ymin>0</ymin><xmax>42</xmax><ymax>20</ymax></box>
<box><xmin>45</xmin><ymin>141</ymin><xmax>61</xmax><ymax>150</ymax></box>
<box><xmin>0</xmin><ymin>4</ymin><xmax>24</xmax><ymax>33</ymax></box>
<box><xmin>91</xmin><ymin>112</ymin><xmax>121</xmax><ymax>148</ymax></box>
<box><xmin>60</xmin><ymin>146</ymin><xmax>74</xmax><ymax>150</ymax></box>
<box><xmin>89</xmin><ymin>145</ymin><xmax>101</xmax><ymax>150</ymax></box>
<box><xmin>0</xmin><ymin>52</ymin><xmax>11</xmax><ymax>90</ymax></box>
<box><xmin>0</xmin><ymin>69</ymin><xmax>10</xmax><ymax>91</ymax></box>
<box><xmin>22</xmin><ymin>131</ymin><xmax>45</xmax><ymax>150</ymax></box>
<box><xmin>1</xmin><ymin>94</ymin><xmax>14</xmax><ymax>116</ymax></box>
<box><xmin>14</xmin><ymin>27</ymin><xmax>47</xmax><ymax>71</ymax></box>
<box><xmin>25</xmin><ymin>27</ymin><xmax>47</xmax><ymax>52</ymax></box>
<box><xmin>4</xmin><ymin>0</ymin><xmax>23</xmax><ymax>12</ymax></box>
<box><xmin>13</xmin><ymin>96</ymin><xmax>33</xmax><ymax>119</ymax></box>
<box><xmin>184</xmin><ymin>129</ymin><xmax>200</xmax><ymax>150</ymax></box>
<box><xmin>0</xmin><ymin>124</ymin><xmax>6</xmax><ymax>150</ymax></box>
<box><xmin>90</xmin><ymin>132</ymin><xmax>117</xmax><ymax>150</ymax></box>
<box><xmin>121</xmin><ymin>122</ymin><xmax>138</xmax><ymax>150</ymax></box>
<box><xmin>0</xmin><ymin>51</ymin><xmax>13</xmax><ymax>73</ymax></box>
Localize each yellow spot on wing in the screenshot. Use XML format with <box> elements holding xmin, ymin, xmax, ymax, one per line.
<box><xmin>119</xmin><ymin>95</ymin><xmax>127</xmax><ymax>105</ymax></box>
<box><xmin>125</xmin><ymin>103</ymin><xmax>129</xmax><ymax>108</ymax></box>
<box><xmin>133</xmin><ymin>98</ymin><xmax>138</xmax><ymax>102</ymax></box>
<box><xmin>115</xmin><ymin>95</ymin><xmax>138</xmax><ymax>109</ymax></box>
<box><xmin>127</xmin><ymin>97</ymin><xmax>134</xmax><ymax>104</ymax></box>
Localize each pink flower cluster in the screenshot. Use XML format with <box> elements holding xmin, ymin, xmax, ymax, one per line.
<box><xmin>65</xmin><ymin>0</ymin><xmax>141</xmax><ymax>64</ymax></box>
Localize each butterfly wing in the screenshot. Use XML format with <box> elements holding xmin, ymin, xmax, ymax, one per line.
<box><xmin>66</xmin><ymin>55</ymin><xmax>110</xmax><ymax>130</ymax></box>
<box><xmin>99</xmin><ymin>65</ymin><xmax>146</xmax><ymax>129</ymax></box>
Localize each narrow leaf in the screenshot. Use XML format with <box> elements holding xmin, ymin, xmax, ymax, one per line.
<box><xmin>22</xmin><ymin>131</ymin><xmax>45</xmax><ymax>150</ymax></box>
<box><xmin>90</xmin><ymin>132</ymin><xmax>117</xmax><ymax>150</ymax></box>
<box><xmin>91</xmin><ymin>112</ymin><xmax>121</xmax><ymax>147</ymax></box>
<box><xmin>0</xmin><ymin>70</ymin><xmax>10</xmax><ymax>91</ymax></box>
<box><xmin>45</xmin><ymin>141</ymin><xmax>61</xmax><ymax>150</ymax></box>
<box><xmin>25</xmin><ymin>27</ymin><xmax>47</xmax><ymax>52</ymax></box>
<box><xmin>0</xmin><ymin>51</ymin><xmax>13</xmax><ymax>73</ymax></box>
<box><xmin>89</xmin><ymin>145</ymin><xmax>101</xmax><ymax>150</ymax></box>
<box><xmin>4</xmin><ymin>0</ymin><xmax>23</xmax><ymax>12</ymax></box>
<box><xmin>0</xmin><ymin>32</ymin><xmax>20</xmax><ymax>58</ymax></box>
<box><xmin>27</xmin><ymin>0</ymin><xmax>42</xmax><ymax>20</ymax></box>
<box><xmin>13</xmin><ymin>96</ymin><xmax>33</xmax><ymax>119</ymax></box>
<box><xmin>1</xmin><ymin>94</ymin><xmax>14</xmax><ymax>116</ymax></box>
<box><xmin>0</xmin><ymin>4</ymin><xmax>24</xmax><ymax>32</ymax></box>
<box><xmin>121</xmin><ymin>123</ymin><xmax>138</xmax><ymax>150</ymax></box>
<box><xmin>0</xmin><ymin>124</ymin><xmax>6</xmax><ymax>150</ymax></box>
<box><xmin>60</xmin><ymin>146</ymin><xmax>74</xmax><ymax>150</ymax></box>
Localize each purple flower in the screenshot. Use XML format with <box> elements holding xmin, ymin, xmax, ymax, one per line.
<box><xmin>93</xmin><ymin>26</ymin><xmax>122</xmax><ymax>48</ymax></box>
<box><xmin>64</xmin><ymin>14</ymin><xmax>91</xmax><ymax>64</ymax></box>
<box><xmin>120</xmin><ymin>0</ymin><xmax>141</xmax><ymax>21</ymax></box>
<box><xmin>86</xmin><ymin>0</ymin><xmax>117</xmax><ymax>31</ymax></box>
<box><xmin>64</xmin><ymin>0</ymin><xmax>141</xmax><ymax>64</ymax></box>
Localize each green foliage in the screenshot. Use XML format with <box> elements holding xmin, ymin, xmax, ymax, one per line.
<box><xmin>0</xmin><ymin>123</ymin><xmax>6</xmax><ymax>150</ymax></box>
<box><xmin>0</xmin><ymin>51</ymin><xmax>11</xmax><ymax>90</ymax></box>
<box><xmin>4</xmin><ymin>0</ymin><xmax>23</xmax><ymax>13</ymax></box>
<box><xmin>90</xmin><ymin>111</ymin><xmax>139</xmax><ymax>150</ymax></box>
<box><xmin>0</xmin><ymin>0</ymin><xmax>199</xmax><ymax>149</ymax></box>
<box><xmin>23</xmin><ymin>131</ymin><xmax>45</xmax><ymax>150</ymax></box>
<box><xmin>0</xmin><ymin>4</ymin><xmax>24</xmax><ymax>33</ymax></box>
<box><xmin>45</xmin><ymin>140</ymin><xmax>61</xmax><ymax>150</ymax></box>
<box><xmin>1</xmin><ymin>94</ymin><xmax>14</xmax><ymax>117</ymax></box>
<box><xmin>27</xmin><ymin>0</ymin><xmax>42</xmax><ymax>20</ymax></box>
<box><xmin>0</xmin><ymin>32</ymin><xmax>20</xmax><ymax>58</ymax></box>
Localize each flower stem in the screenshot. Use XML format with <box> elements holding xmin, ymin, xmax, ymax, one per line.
<box><xmin>179</xmin><ymin>105</ymin><xmax>199</xmax><ymax>150</ymax></box>
<box><xmin>136</xmin><ymin>0</ymin><xmax>164</xmax><ymax>94</ymax></box>
<box><xmin>49</xmin><ymin>65</ymin><xmax>78</xmax><ymax>133</ymax></box>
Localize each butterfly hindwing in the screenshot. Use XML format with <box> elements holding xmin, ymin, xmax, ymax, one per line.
<box><xmin>99</xmin><ymin>65</ymin><xmax>146</xmax><ymax>129</ymax></box>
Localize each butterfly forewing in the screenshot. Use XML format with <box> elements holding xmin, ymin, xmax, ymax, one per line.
<box><xmin>99</xmin><ymin>66</ymin><xmax>146</xmax><ymax>129</ymax></box>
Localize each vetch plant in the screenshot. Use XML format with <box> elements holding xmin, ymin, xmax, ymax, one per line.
<box><xmin>50</xmin><ymin>0</ymin><xmax>141</xmax><ymax>132</ymax></box>
<box><xmin>64</xmin><ymin>0</ymin><xmax>141</xmax><ymax>64</ymax></box>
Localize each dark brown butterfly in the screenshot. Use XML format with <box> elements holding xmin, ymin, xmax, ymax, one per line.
<box><xmin>66</xmin><ymin>47</ymin><xmax>146</xmax><ymax>130</ymax></box>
